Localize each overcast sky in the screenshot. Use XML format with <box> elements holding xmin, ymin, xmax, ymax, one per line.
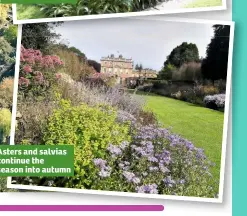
<box><xmin>53</xmin><ymin>18</ymin><xmax>214</xmax><ymax>71</ymax></box>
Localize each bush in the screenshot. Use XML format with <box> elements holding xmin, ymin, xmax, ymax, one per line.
<box><xmin>53</xmin><ymin>46</ymin><xmax>94</xmax><ymax>81</ymax></box>
<box><xmin>0</xmin><ymin>77</ymin><xmax>14</xmax><ymax>109</ymax></box>
<box><xmin>39</xmin><ymin>99</ymin><xmax>131</xmax><ymax>188</ymax></box>
<box><xmin>91</xmin><ymin>124</ymin><xmax>217</xmax><ymax>197</ymax></box>
<box><xmin>19</xmin><ymin>45</ymin><xmax>63</xmax><ymax>98</ymax></box>
<box><xmin>15</xmin><ymin>100</ymin><xmax>58</xmax><ymax>144</ymax></box>
<box><xmin>0</xmin><ymin>108</ymin><xmax>11</xmax><ymax>143</ymax></box>
<box><xmin>173</xmin><ymin>62</ymin><xmax>202</xmax><ymax>81</ymax></box>
<box><xmin>203</xmin><ymin>94</ymin><xmax>225</xmax><ymax>110</ymax></box>
<box><xmin>57</xmin><ymin>73</ymin><xmax>145</xmax><ymax>115</ymax></box>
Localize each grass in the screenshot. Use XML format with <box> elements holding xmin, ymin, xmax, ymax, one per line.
<box><xmin>16</xmin><ymin>5</ymin><xmax>46</xmax><ymax>20</ymax></box>
<box><xmin>131</xmin><ymin>90</ymin><xmax>224</xmax><ymax>185</ymax></box>
<box><xmin>184</xmin><ymin>0</ymin><xmax>222</xmax><ymax>8</ymax></box>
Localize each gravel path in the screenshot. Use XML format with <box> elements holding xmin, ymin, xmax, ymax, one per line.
<box><xmin>146</xmin><ymin>0</ymin><xmax>196</xmax><ymax>10</ymax></box>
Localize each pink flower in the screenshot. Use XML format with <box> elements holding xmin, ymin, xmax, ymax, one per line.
<box><xmin>19</xmin><ymin>77</ymin><xmax>30</xmax><ymax>87</ymax></box>
<box><xmin>23</xmin><ymin>65</ymin><xmax>32</xmax><ymax>73</ymax></box>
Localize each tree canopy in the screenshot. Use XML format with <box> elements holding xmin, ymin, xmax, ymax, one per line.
<box><xmin>201</xmin><ymin>25</ymin><xmax>230</xmax><ymax>81</ymax></box>
<box><xmin>21</xmin><ymin>23</ymin><xmax>61</xmax><ymax>52</ymax></box>
<box><xmin>164</xmin><ymin>42</ymin><xmax>200</xmax><ymax>68</ymax></box>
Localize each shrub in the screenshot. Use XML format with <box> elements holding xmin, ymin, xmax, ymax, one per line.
<box><xmin>91</xmin><ymin>124</ymin><xmax>217</xmax><ymax>197</ymax></box>
<box><xmin>0</xmin><ymin>108</ymin><xmax>11</xmax><ymax>143</ymax></box>
<box><xmin>203</xmin><ymin>94</ymin><xmax>225</xmax><ymax>110</ymax></box>
<box><xmin>19</xmin><ymin>45</ymin><xmax>63</xmax><ymax>98</ymax></box>
<box><xmin>0</xmin><ymin>77</ymin><xmax>14</xmax><ymax>109</ymax></box>
<box><xmin>173</xmin><ymin>62</ymin><xmax>202</xmax><ymax>81</ymax></box>
<box><xmin>57</xmin><ymin>73</ymin><xmax>145</xmax><ymax>115</ymax></box>
<box><xmin>40</xmin><ymin>99</ymin><xmax>131</xmax><ymax>188</ymax></box>
<box><xmin>15</xmin><ymin>100</ymin><xmax>58</xmax><ymax>144</ymax></box>
<box><xmin>54</xmin><ymin>47</ymin><xmax>94</xmax><ymax>81</ymax></box>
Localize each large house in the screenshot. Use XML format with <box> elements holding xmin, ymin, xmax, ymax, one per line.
<box><xmin>100</xmin><ymin>54</ymin><xmax>157</xmax><ymax>81</ymax></box>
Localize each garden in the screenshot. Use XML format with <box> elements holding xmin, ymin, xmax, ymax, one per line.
<box><xmin>11</xmin><ymin>21</ymin><xmax>230</xmax><ymax>198</ymax></box>
<box><xmin>0</xmin><ymin>4</ymin><xmax>17</xmax><ymax>192</ymax></box>
<box><xmin>16</xmin><ymin>0</ymin><xmax>222</xmax><ymax>20</ymax></box>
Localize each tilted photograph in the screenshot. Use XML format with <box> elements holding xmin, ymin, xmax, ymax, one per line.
<box><xmin>10</xmin><ymin>17</ymin><xmax>233</xmax><ymax>202</ymax></box>
<box><xmin>13</xmin><ymin>0</ymin><xmax>226</xmax><ymax>24</ymax></box>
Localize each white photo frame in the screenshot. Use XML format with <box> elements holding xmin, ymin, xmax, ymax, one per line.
<box><xmin>8</xmin><ymin>17</ymin><xmax>234</xmax><ymax>204</ymax></box>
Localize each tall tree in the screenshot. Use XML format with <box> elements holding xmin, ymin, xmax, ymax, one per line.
<box><xmin>201</xmin><ymin>25</ymin><xmax>230</xmax><ymax>81</ymax></box>
<box><xmin>21</xmin><ymin>23</ymin><xmax>61</xmax><ymax>52</ymax></box>
<box><xmin>165</xmin><ymin>42</ymin><xmax>200</xmax><ymax>68</ymax></box>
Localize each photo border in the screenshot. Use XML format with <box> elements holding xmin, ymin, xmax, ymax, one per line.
<box><xmin>12</xmin><ymin>1</ymin><xmax>227</xmax><ymax>25</ymax></box>
<box><xmin>7</xmin><ymin>17</ymin><xmax>234</xmax><ymax>204</ymax></box>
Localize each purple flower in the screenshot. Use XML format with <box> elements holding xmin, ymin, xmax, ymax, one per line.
<box><xmin>99</xmin><ymin>170</ymin><xmax>111</xmax><ymax>178</ymax></box>
<box><xmin>163</xmin><ymin>176</ymin><xmax>176</xmax><ymax>187</ymax></box>
<box><xmin>149</xmin><ymin>166</ymin><xmax>159</xmax><ymax>172</ymax></box>
<box><xmin>123</xmin><ymin>171</ymin><xmax>135</xmax><ymax>182</ymax></box>
<box><xmin>148</xmin><ymin>156</ymin><xmax>158</xmax><ymax>162</ymax></box>
<box><xmin>107</xmin><ymin>144</ymin><xmax>122</xmax><ymax>156</ymax></box>
<box><xmin>132</xmin><ymin>177</ymin><xmax>141</xmax><ymax>184</ymax></box>
<box><xmin>93</xmin><ymin>158</ymin><xmax>107</xmax><ymax>169</ymax></box>
<box><xmin>136</xmin><ymin>184</ymin><xmax>158</xmax><ymax>194</ymax></box>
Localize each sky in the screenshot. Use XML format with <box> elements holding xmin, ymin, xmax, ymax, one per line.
<box><xmin>53</xmin><ymin>18</ymin><xmax>215</xmax><ymax>71</ymax></box>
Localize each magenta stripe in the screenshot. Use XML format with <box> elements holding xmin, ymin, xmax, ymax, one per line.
<box><xmin>0</xmin><ymin>205</ymin><xmax>164</xmax><ymax>211</ymax></box>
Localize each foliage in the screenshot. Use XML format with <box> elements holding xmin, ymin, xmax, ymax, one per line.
<box><xmin>52</xmin><ymin>45</ymin><xmax>94</xmax><ymax>81</ymax></box>
<box><xmin>87</xmin><ymin>59</ymin><xmax>101</xmax><ymax>73</ymax></box>
<box><xmin>15</xmin><ymin>99</ymin><xmax>58</xmax><ymax>145</ymax></box>
<box><xmin>17</xmin><ymin>0</ymin><xmax>161</xmax><ymax>18</ymax></box>
<box><xmin>0</xmin><ymin>77</ymin><xmax>14</xmax><ymax>109</ymax></box>
<box><xmin>0</xmin><ymin>108</ymin><xmax>11</xmax><ymax>143</ymax></box>
<box><xmin>3</xmin><ymin>25</ymin><xmax>18</xmax><ymax>47</ymax></box>
<box><xmin>172</xmin><ymin>62</ymin><xmax>202</xmax><ymax>81</ymax></box>
<box><xmin>21</xmin><ymin>23</ymin><xmax>61</xmax><ymax>52</ymax></box>
<box><xmin>142</xmin><ymin>93</ymin><xmax>223</xmax><ymax>181</ymax></box>
<box><xmin>0</xmin><ymin>37</ymin><xmax>14</xmax><ymax>65</ymax></box>
<box><xmin>165</xmin><ymin>42</ymin><xmax>200</xmax><ymax>68</ymax></box>
<box><xmin>0</xmin><ymin>5</ymin><xmax>10</xmax><ymax>26</ymax></box>
<box><xmin>19</xmin><ymin>45</ymin><xmax>63</xmax><ymax>98</ymax></box>
<box><xmin>0</xmin><ymin>177</ymin><xmax>17</xmax><ymax>192</ymax></box>
<box><xmin>57</xmin><ymin>73</ymin><xmax>145</xmax><ymax>115</ymax></box>
<box><xmin>92</xmin><ymin>122</ymin><xmax>217</xmax><ymax>197</ymax></box>
<box><xmin>201</xmin><ymin>25</ymin><xmax>230</xmax><ymax>81</ymax></box>
<box><xmin>203</xmin><ymin>94</ymin><xmax>225</xmax><ymax>110</ymax></box>
<box><xmin>41</xmin><ymin>99</ymin><xmax>131</xmax><ymax>188</ymax></box>
<box><xmin>158</xmin><ymin>63</ymin><xmax>176</xmax><ymax>80</ymax></box>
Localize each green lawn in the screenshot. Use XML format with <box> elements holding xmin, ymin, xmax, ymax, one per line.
<box><xmin>17</xmin><ymin>5</ymin><xmax>46</xmax><ymax>20</ymax></box>
<box><xmin>184</xmin><ymin>0</ymin><xmax>222</xmax><ymax>8</ymax></box>
<box><xmin>133</xmin><ymin>91</ymin><xmax>224</xmax><ymax>185</ymax></box>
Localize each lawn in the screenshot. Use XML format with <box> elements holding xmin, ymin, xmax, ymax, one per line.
<box><xmin>17</xmin><ymin>5</ymin><xmax>46</xmax><ymax>20</ymax></box>
<box><xmin>132</xmin><ymin>90</ymin><xmax>224</xmax><ymax>184</ymax></box>
<box><xmin>184</xmin><ymin>0</ymin><xmax>222</xmax><ymax>8</ymax></box>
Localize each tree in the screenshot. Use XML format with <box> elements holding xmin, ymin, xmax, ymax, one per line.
<box><xmin>0</xmin><ymin>37</ymin><xmax>14</xmax><ymax>65</ymax></box>
<box><xmin>3</xmin><ymin>25</ymin><xmax>17</xmax><ymax>47</ymax></box>
<box><xmin>165</xmin><ymin>42</ymin><xmax>200</xmax><ymax>68</ymax></box>
<box><xmin>69</xmin><ymin>46</ymin><xmax>87</xmax><ymax>62</ymax></box>
<box><xmin>21</xmin><ymin>23</ymin><xmax>61</xmax><ymax>52</ymax></box>
<box><xmin>158</xmin><ymin>64</ymin><xmax>176</xmax><ymax>80</ymax></box>
<box><xmin>87</xmin><ymin>60</ymin><xmax>101</xmax><ymax>73</ymax></box>
<box><xmin>201</xmin><ymin>25</ymin><xmax>230</xmax><ymax>81</ymax></box>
